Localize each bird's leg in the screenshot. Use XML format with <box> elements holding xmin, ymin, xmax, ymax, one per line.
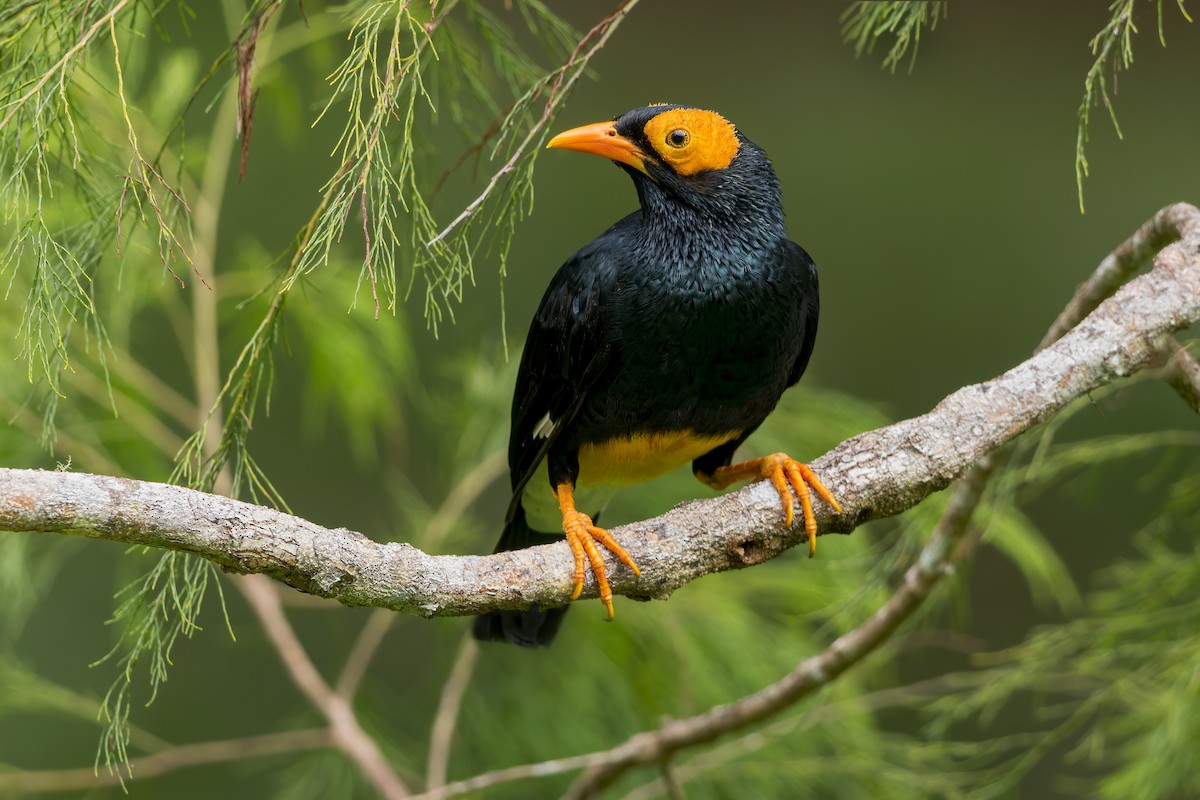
<box><xmin>556</xmin><ymin>482</ymin><xmax>641</xmax><ymax>620</ymax></box>
<box><xmin>700</xmin><ymin>453</ymin><xmax>842</xmax><ymax>558</ymax></box>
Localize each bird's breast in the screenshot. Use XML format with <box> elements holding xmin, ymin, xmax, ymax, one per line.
<box><xmin>578</xmin><ymin>429</ymin><xmax>740</xmax><ymax>485</ymax></box>
<box><xmin>562</xmin><ymin>250</ymin><xmax>798</xmax><ymax>444</ymax></box>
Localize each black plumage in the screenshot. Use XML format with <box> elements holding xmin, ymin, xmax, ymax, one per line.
<box><xmin>474</xmin><ymin>104</ymin><xmax>833</xmax><ymax>647</ymax></box>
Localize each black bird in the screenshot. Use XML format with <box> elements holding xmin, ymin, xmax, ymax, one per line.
<box><xmin>473</xmin><ymin>104</ymin><xmax>841</xmax><ymax>647</ymax></box>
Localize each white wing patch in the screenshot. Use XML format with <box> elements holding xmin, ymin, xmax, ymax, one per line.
<box><xmin>532</xmin><ymin>413</ymin><xmax>557</xmax><ymax>440</ymax></box>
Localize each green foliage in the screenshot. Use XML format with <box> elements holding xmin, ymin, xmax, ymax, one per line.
<box><xmin>1</xmin><ymin>1</ymin><xmax>1197</xmax><ymax>797</ymax></box>
<box><xmin>1075</xmin><ymin>0</ymin><xmax>1193</xmax><ymax>212</ymax></box>
<box><xmin>91</xmin><ymin>550</ymin><xmax>229</xmax><ymax>781</ymax></box>
<box><xmin>916</xmin><ymin>529</ymin><xmax>1200</xmax><ymax>799</ymax></box>
<box><xmin>841</xmin><ymin>1</ymin><xmax>948</xmax><ymax>73</ymax></box>
<box><xmin>288</xmin><ymin>0</ymin><xmax>598</xmax><ymax>334</ymax></box>
<box><xmin>272</xmin><ymin>750</ymin><xmax>366</xmax><ymax>800</ymax></box>
<box><xmin>0</xmin><ymin>0</ymin><xmax>192</xmax><ymax>406</ymax></box>
<box><xmin>871</xmin><ymin>422</ymin><xmax>1200</xmax><ymax>799</ymax></box>
<box><xmin>843</xmin><ymin>0</ymin><xmax>1195</xmax><ymax>212</ymax></box>
<box><xmin>399</xmin><ymin>376</ymin><xmax>1098</xmax><ymax>798</ymax></box>
<box><xmin>1</xmin><ymin>0</ymin><xmax>616</xmax><ymax>782</ymax></box>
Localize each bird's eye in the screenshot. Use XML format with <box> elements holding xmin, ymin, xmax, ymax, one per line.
<box><xmin>666</xmin><ymin>129</ymin><xmax>689</xmax><ymax>148</ymax></box>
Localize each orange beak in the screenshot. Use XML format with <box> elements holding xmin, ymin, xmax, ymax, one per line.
<box><xmin>547</xmin><ymin>121</ymin><xmax>648</xmax><ymax>174</ymax></box>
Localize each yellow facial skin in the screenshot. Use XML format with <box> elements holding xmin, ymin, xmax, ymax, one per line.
<box><xmin>642</xmin><ymin>108</ymin><xmax>740</xmax><ymax>176</ymax></box>
<box><xmin>546</xmin><ymin>107</ymin><xmax>741</xmax><ymax>179</ymax></box>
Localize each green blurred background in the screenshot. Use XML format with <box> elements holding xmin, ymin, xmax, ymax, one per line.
<box><xmin>2</xmin><ymin>1</ymin><xmax>1199</xmax><ymax>797</ymax></box>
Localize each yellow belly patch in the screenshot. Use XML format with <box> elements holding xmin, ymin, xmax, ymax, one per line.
<box><xmin>578</xmin><ymin>430</ymin><xmax>740</xmax><ymax>486</ymax></box>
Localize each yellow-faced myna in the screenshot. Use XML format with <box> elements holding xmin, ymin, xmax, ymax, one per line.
<box><xmin>473</xmin><ymin>104</ymin><xmax>841</xmax><ymax>647</ymax></box>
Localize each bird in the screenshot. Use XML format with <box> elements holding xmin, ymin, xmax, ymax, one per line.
<box><xmin>473</xmin><ymin>104</ymin><xmax>841</xmax><ymax>647</ymax></box>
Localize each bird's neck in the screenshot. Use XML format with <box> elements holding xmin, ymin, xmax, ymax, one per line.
<box><xmin>633</xmin><ymin>184</ymin><xmax>786</xmax><ymax>260</ymax></box>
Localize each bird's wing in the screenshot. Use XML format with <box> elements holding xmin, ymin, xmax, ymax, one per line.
<box><xmin>784</xmin><ymin>240</ymin><xmax>821</xmax><ymax>388</ymax></box>
<box><xmin>504</xmin><ymin>219</ymin><xmax>631</xmax><ymax>522</ymax></box>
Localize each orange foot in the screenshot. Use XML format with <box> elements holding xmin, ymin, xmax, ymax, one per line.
<box><xmin>702</xmin><ymin>452</ymin><xmax>842</xmax><ymax>558</ymax></box>
<box><xmin>556</xmin><ymin>482</ymin><xmax>641</xmax><ymax>620</ymax></box>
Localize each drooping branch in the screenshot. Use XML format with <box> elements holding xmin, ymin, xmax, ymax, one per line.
<box><xmin>0</xmin><ymin>0</ymin><xmax>134</xmax><ymax>132</ymax></box>
<box><xmin>424</xmin><ymin>0</ymin><xmax>642</xmax><ymax>247</ymax></box>
<box><xmin>1</xmin><ymin>205</ymin><xmax>1198</xmax><ymax>621</ymax></box>
<box><xmin>237</xmin><ymin>574</ymin><xmax>413</xmax><ymax>798</ymax></box>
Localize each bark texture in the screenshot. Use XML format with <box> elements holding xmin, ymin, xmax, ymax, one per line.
<box><xmin>2</xmin><ymin>204</ymin><xmax>1198</xmax><ymax>619</ymax></box>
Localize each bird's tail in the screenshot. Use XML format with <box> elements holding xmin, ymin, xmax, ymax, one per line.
<box><xmin>472</xmin><ymin>504</ymin><xmax>570</xmax><ymax>647</ymax></box>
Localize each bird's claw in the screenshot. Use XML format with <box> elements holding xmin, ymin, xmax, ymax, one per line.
<box><xmin>753</xmin><ymin>453</ymin><xmax>841</xmax><ymax>557</ymax></box>
<box><xmin>558</xmin><ymin>487</ymin><xmax>640</xmax><ymax>619</ymax></box>
<box><xmin>708</xmin><ymin>452</ymin><xmax>842</xmax><ymax>558</ymax></box>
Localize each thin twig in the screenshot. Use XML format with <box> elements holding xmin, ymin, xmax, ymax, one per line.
<box><xmin>617</xmin><ymin>677</ymin><xmax>965</xmax><ymax>800</ymax></box>
<box><xmin>425</xmin><ymin>634</ymin><xmax>481</xmax><ymax>792</ymax></box>
<box><xmin>425</xmin><ymin>0</ymin><xmax>641</xmax><ymax>246</ymax></box>
<box><xmin>234</xmin><ymin>0</ymin><xmax>285</xmax><ymax>180</ymax></box>
<box><xmin>657</xmin><ymin>760</ymin><xmax>686</xmax><ymax>800</ymax></box>
<box><xmin>0</xmin><ymin>729</ymin><xmax>332</xmax><ymax>794</ymax></box>
<box><xmin>190</xmin><ymin>52</ymin><xmax>241</xmax><ymax>486</ymax></box>
<box><xmin>561</xmin><ymin>454</ymin><xmax>999</xmax><ymax>799</ymax></box>
<box><xmin>1158</xmin><ymin>340</ymin><xmax>1200</xmax><ymax>414</ymax></box>
<box><xmin>193</xmin><ymin>15</ymin><xmax>404</xmax><ymax>797</ymax></box>
<box><xmin>333</xmin><ymin>449</ymin><xmax>505</xmax><ymax>701</ymax></box>
<box><xmin>335</xmin><ymin>608</ymin><xmax>396</xmax><ymax>700</ymax></box>
<box><xmin>239</xmin><ymin>575</ymin><xmax>413</xmax><ymax>799</ymax></box>
<box><xmin>0</xmin><ymin>0</ymin><xmax>132</xmax><ymax>131</ymax></box>
<box><xmin>410</xmin><ymin>752</ymin><xmax>605</xmax><ymax>800</ymax></box>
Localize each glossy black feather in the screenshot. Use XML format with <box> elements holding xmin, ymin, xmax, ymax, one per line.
<box><xmin>478</xmin><ymin>106</ymin><xmax>821</xmax><ymax>646</ymax></box>
<box><xmin>504</xmin><ymin>215</ymin><xmax>630</xmax><ymax>521</ymax></box>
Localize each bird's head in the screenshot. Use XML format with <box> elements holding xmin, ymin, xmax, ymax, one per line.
<box><xmin>547</xmin><ymin>104</ymin><xmax>781</xmax><ymax>226</ymax></box>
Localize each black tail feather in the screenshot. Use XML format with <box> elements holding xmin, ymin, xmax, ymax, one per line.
<box><xmin>473</xmin><ymin>505</ymin><xmax>570</xmax><ymax>647</ymax></box>
<box><xmin>471</xmin><ymin>602</ymin><xmax>569</xmax><ymax>648</ymax></box>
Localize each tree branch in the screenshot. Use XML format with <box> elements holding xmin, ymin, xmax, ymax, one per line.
<box><xmin>1</xmin><ymin>202</ymin><xmax>1197</xmax><ymax>797</ymax></box>
<box><xmin>1</xmin><ymin>205</ymin><xmax>1197</xmax><ymax>619</ymax></box>
<box><xmin>238</xmin><ymin>574</ymin><xmax>413</xmax><ymax>799</ymax></box>
<box><xmin>1157</xmin><ymin>339</ymin><xmax>1200</xmax><ymax>414</ymax></box>
<box><xmin>0</xmin><ymin>204</ymin><xmax>1197</xmax><ymax>621</ymax></box>
<box><xmin>560</xmin><ymin>201</ymin><xmax>1200</xmax><ymax>798</ymax></box>
<box><xmin>425</xmin><ymin>634</ymin><xmax>481</xmax><ymax>792</ymax></box>
<box><xmin>0</xmin><ymin>729</ymin><xmax>331</xmax><ymax>794</ymax></box>
<box><xmin>422</xmin><ymin>202</ymin><xmax>1200</xmax><ymax>799</ymax></box>
<box><xmin>560</xmin><ymin>449</ymin><xmax>1001</xmax><ymax>799</ymax></box>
